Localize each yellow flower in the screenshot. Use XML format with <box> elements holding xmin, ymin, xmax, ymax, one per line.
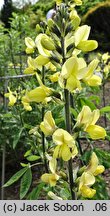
<box><xmin>59</xmin><ymin>56</ymin><xmax>87</xmax><ymax>92</ymax></box>
<box><xmin>78</xmin><ymin>171</ymin><xmax>96</xmax><ymax>198</ymax></box>
<box><xmin>40</xmin><ymin>111</ymin><xmax>56</xmax><ymax>136</ymax></box>
<box><xmin>53</xmin><ymin>129</ymin><xmax>78</xmax><ymax>161</ymax></box>
<box><xmin>76</xmin><ymin>106</ymin><xmax>106</xmax><ymax>139</ymax></box>
<box><xmin>49</xmin><ymin>72</ymin><xmax>60</xmax><ymax>82</ymax></box>
<box><xmin>22</xmin><ymin>85</ymin><xmax>52</xmax><ymax>110</ymax></box>
<box><xmin>77</xmin><ymin>40</ymin><xmax>98</xmax><ymax>52</ymax></box>
<box><xmin>70</xmin><ymin>9</ymin><xmax>81</xmax><ymax>29</ymax></box>
<box><xmin>35</xmin><ymin>34</ymin><xmax>55</xmax><ymax>57</ymax></box>
<box><xmin>74</xmin><ymin>25</ymin><xmax>98</xmax><ymax>52</ymax></box>
<box><xmin>83</xmin><ymin>59</ymin><xmax>101</xmax><ymax>86</ymax></box>
<box><xmin>25</xmin><ymin>37</ymin><xmax>36</xmax><ymax>54</ymax></box>
<box><xmin>41</xmin><ymin>157</ymin><xmax>59</xmax><ymax>186</ymax></box>
<box><xmin>5</xmin><ymin>88</ymin><xmax>17</xmax><ymax>106</ymax></box>
<box><xmin>86</xmin><ymin>152</ymin><xmax>105</xmax><ymax>176</ymax></box>
<box><xmin>86</xmin><ymin>125</ymin><xmax>106</xmax><ymax>140</ymax></box>
<box><xmin>41</xmin><ymin>173</ymin><xmax>59</xmax><ymax>187</ymax></box>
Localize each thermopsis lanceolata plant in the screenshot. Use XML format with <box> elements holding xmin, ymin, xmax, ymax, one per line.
<box><xmin>4</xmin><ymin>0</ymin><xmax>110</xmax><ymax>200</ymax></box>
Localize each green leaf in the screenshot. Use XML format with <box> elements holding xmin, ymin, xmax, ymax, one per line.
<box><xmin>81</xmin><ymin>98</ymin><xmax>96</xmax><ymax>110</ymax></box>
<box><xmin>3</xmin><ymin>167</ymin><xmax>28</xmax><ymax>187</ymax></box>
<box><xmin>70</xmin><ymin>107</ymin><xmax>78</xmax><ymax>118</ymax></box>
<box><xmin>13</xmin><ymin>127</ymin><xmax>24</xmax><ymax>149</ymax></box>
<box><xmin>27</xmin><ymin>182</ymin><xmax>45</xmax><ymax>200</ymax></box>
<box><xmin>27</xmin><ymin>155</ymin><xmax>41</xmax><ymax>161</ymax></box>
<box><xmin>92</xmin><ymin>176</ymin><xmax>109</xmax><ymax>200</ymax></box>
<box><xmin>100</xmin><ymin>106</ymin><xmax>110</xmax><ymax>114</ymax></box>
<box><xmin>20</xmin><ymin>168</ymin><xmax>32</xmax><ymax>199</ymax></box>
<box><xmin>24</xmin><ymin>150</ymin><xmax>32</xmax><ymax>157</ymax></box>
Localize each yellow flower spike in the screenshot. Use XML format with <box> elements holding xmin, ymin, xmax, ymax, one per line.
<box><xmin>74</xmin><ymin>25</ymin><xmax>91</xmax><ymax>47</ymax></box>
<box><xmin>25</xmin><ymin>37</ymin><xmax>36</xmax><ymax>49</ymax></box>
<box><xmin>80</xmin><ymin>185</ymin><xmax>96</xmax><ymax>198</ymax></box>
<box><xmin>40</xmin><ymin>111</ymin><xmax>56</xmax><ymax>136</ymax></box>
<box><xmin>86</xmin><ymin>125</ymin><xmax>106</xmax><ymax>140</ymax></box>
<box><xmin>77</xmin><ymin>40</ymin><xmax>98</xmax><ymax>52</ymax></box>
<box><xmin>49</xmin><ymin>72</ymin><xmax>60</xmax><ymax>82</ymax></box>
<box><xmin>5</xmin><ymin>88</ymin><xmax>17</xmax><ymax>106</ymax></box>
<box><xmin>41</xmin><ymin>173</ymin><xmax>59</xmax><ymax>187</ymax></box>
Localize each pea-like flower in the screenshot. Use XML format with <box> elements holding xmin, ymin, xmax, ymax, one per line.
<box><xmin>78</xmin><ymin>172</ymin><xmax>96</xmax><ymax>198</ymax></box>
<box><xmin>40</xmin><ymin>111</ymin><xmax>56</xmax><ymax>136</ymax></box>
<box><xmin>5</xmin><ymin>87</ymin><xmax>17</xmax><ymax>106</ymax></box>
<box><xmin>53</xmin><ymin>128</ymin><xmax>78</xmax><ymax>161</ymax></box>
<box><xmin>86</xmin><ymin>152</ymin><xmax>105</xmax><ymax>176</ymax></box>
<box><xmin>35</xmin><ymin>34</ymin><xmax>55</xmax><ymax>57</ymax></box>
<box><xmin>76</xmin><ymin>105</ymin><xmax>106</xmax><ymax>140</ymax></box>
<box><xmin>22</xmin><ymin>85</ymin><xmax>52</xmax><ymax>111</ymax></box>
<box><xmin>41</xmin><ymin>158</ymin><xmax>59</xmax><ymax>187</ymax></box>
<box><xmin>25</xmin><ymin>37</ymin><xmax>36</xmax><ymax>54</ymax></box>
<box><xmin>74</xmin><ymin>25</ymin><xmax>98</xmax><ymax>52</ymax></box>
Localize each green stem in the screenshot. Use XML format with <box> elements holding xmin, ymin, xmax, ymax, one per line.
<box><xmin>41</xmin><ymin>66</ymin><xmax>48</xmax><ymax>173</ymax></box>
<box><xmin>64</xmin><ymin>89</ymin><xmax>76</xmax><ymax>200</ymax></box>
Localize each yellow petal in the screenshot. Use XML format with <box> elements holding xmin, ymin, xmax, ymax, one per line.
<box><xmin>34</xmin><ymin>55</ymin><xmax>49</xmax><ymax>66</ymax></box>
<box><xmin>90</xmin><ymin>109</ymin><xmax>100</xmax><ymax>125</ymax></box>
<box><xmin>80</xmin><ymin>185</ymin><xmax>96</xmax><ymax>198</ymax></box>
<box><xmin>79</xmin><ymin>171</ymin><xmax>95</xmax><ymax>190</ymax></box>
<box><xmin>74</xmin><ymin>25</ymin><xmax>90</xmax><ymax>46</ymax></box>
<box><xmin>41</xmin><ymin>35</ymin><xmax>55</xmax><ymax>51</ymax></box>
<box><xmin>93</xmin><ymin>165</ymin><xmax>105</xmax><ymax>176</ymax></box>
<box><xmin>22</xmin><ymin>102</ymin><xmax>32</xmax><ymax>111</ymax></box>
<box><xmin>61</xmin><ymin>144</ymin><xmax>72</xmax><ymax>161</ymax></box>
<box><xmin>61</xmin><ymin>57</ymin><xmax>78</xmax><ymax>79</ymax></box>
<box><xmin>49</xmin><ymin>72</ymin><xmax>60</xmax><ymax>82</ymax></box>
<box><xmin>77</xmin><ymin>40</ymin><xmax>98</xmax><ymax>52</ymax></box>
<box><xmin>25</xmin><ymin>37</ymin><xmax>35</xmax><ymax>49</ymax></box>
<box><xmin>85</xmin><ymin>75</ymin><xmax>102</xmax><ymax>86</ymax></box>
<box><xmin>49</xmin><ymin>158</ymin><xmax>57</xmax><ymax>173</ymax></box>
<box><xmin>53</xmin><ymin>145</ymin><xmax>60</xmax><ymax>158</ymax></box>
<box><xmin>40</xmin><ymin>111</ymin><xmax>56</xmax><ymax>136</ymax></box>
<box><xmin>25</xmin><ymin>47</ymin><xmax>34</xmax><ymax>54</ymax></box>
<box><xmin>24</xmin><ymin>67</ymin><xmax>35</xmax><ymax>75</ymax></box>
<box><xmin>76</xmin><ymin>105</ymin><xmax>92</xmax><ymax>128</ymax></box>
<box><xmin>8</xmin><ymin>94</ymin><xmax>17</xmax><ymax>106</ymax></box>
<box><xmin>83</xmin><ymin>59</ymin><xmax>99</xmax><ymax>81</ymax></box>
<box><xmin>86</xmin><ymin>125</ymin><xmax>106</xmax><ymax>140</ymax></box>
<box><xmin>66</xmin><ymin>75</ymin><xmax>82</xmax><ymax>92</ymax></box>
<box><xmin>86</xmin><ymin>152</ymin><xmax>99</xmax><ymax>174</ymax></box>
